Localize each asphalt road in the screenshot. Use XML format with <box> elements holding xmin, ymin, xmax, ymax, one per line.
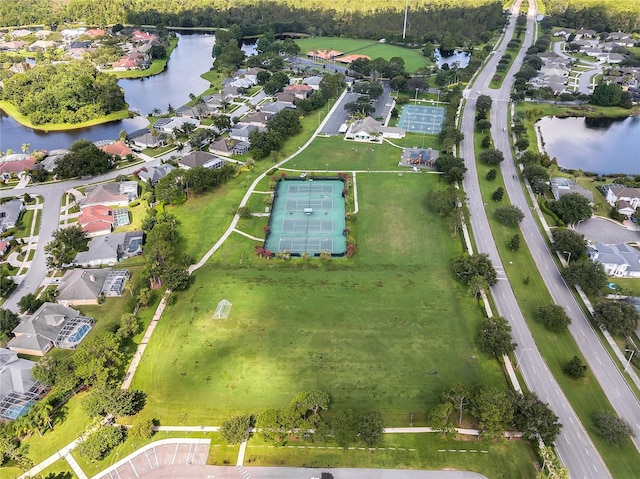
<box><xmin>3</xmin><ymin>156</ymin><xmax>161</xmax><ymax>313</ymax></box>
<box><xmin>140</xmin><ymin>466</ymin><xmax>488</xmax><ymax>479</ymax></box>
<box><xmin>460</xmin><ymin>2</ymin><xmax>618</xmax><ymax>478</ymax></box>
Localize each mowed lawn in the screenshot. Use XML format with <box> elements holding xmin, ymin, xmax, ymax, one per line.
<box><xmin>295</xmin><ymin>37</ymin><xmax>428</xmax><ymax>72</ymax></box>
<box><xmin>132</xmin><ymin>173</ymin><xmax>504</xmax><ymax>426</ymax></box>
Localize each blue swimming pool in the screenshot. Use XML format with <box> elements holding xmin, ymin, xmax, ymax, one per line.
<box><xmin>69</xmin><ymin>324</ymin><xmax>90</xmax><ymax>343</ymax></box>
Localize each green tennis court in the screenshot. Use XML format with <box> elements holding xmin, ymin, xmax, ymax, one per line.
<box><xmin>265</xmin><ymin>179</ymin><xmax>347</xmax><ymax>256</ymax></box>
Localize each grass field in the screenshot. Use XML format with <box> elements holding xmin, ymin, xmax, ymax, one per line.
<box><xmin>131</xmin><ymin>173</ymin><xmax>504</xmax><ymax>427</ymax></box>
<box><xmin>295</xmin><ymin>37</ymin><xmax>428</xmax><ymax>73</ymax></box>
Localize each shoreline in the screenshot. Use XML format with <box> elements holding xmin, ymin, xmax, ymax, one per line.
<box><xmin>0</xmin><ymin>101</ymin><xmax>132</xmax><ymax>132</ymax></box>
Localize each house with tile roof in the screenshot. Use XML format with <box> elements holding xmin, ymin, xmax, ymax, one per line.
<box><xmin>7</xmin><ymin>303</ymin><xmax>94</xmax><ymax>356</ymax></box>
<box><xmin>78</xmin><ymin>205</ymin><xmax>115</xmax><ymax>237</ymax></box>
<box><xmin>284</xmin><ymin>83</ymin><xmax>313</xmax><ymax>99</ymax></box>
<box><xmin>100</xmin><ymin>141</ymin><xmax>133</xmax><ymax>158</ymax></box>
<box><xmin>178</xmin><ymin>151</ymin><xmax>227</xmax><ymax>170</ymax></box>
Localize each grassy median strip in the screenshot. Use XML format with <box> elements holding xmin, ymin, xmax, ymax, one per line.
<box><xmin>474</xmin><ymin>131</ymin><xmax>640</xmax><ymax>478</ymax></box>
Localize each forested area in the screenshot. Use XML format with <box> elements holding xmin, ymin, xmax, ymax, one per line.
<box><xmin>542</xmin><ymin>0</ymin><xmax>640</xmax><ymax>33</ymax></box>
<box><xmin>0</xmin><ymin>0</ymin><xmax>506</xmax><ymax>44</ymax></box>
<box><xmin>1</xmin><ymin>61</ymin><xmax>126</xmax><ymax>125</ymax></box>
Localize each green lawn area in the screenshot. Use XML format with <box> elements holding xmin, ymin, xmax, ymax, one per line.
<box><xmin>13</xmin><ymin>208</ymin><xmax>34</xmax><ymax>239</ymax></box>
<box><xmin>295</xmin><ymin>37</ymin><xmax>428</xmax><ymax>73</ymax></box>
<box><xmin>246</xmin><ymin>433</ymin><xmax>537</xmax><ymax>479</ymax></box>
<box><xmin>131</xmin><ymin>173</ymin><xmax>505</xmax><ymax>429</ymax></box>
<box><xmin>474</xmin><ymin>132</ymin><xmax>640</xmax><ymax>479</ymax></box>
<box><xmin>110</xmin><ymin>36</ymin><xmax>179</xmax><ymax>79</ymax></box>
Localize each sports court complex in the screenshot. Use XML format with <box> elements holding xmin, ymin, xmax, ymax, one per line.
<box><xmin>264</xmin><ymin>179</ymin><xmax>347</xmax><ymax>256</ymax></box>
<box><xmin>398</xmin><ymin>105</ymin><xmax>446</xmax><ymax>134</ymax></box>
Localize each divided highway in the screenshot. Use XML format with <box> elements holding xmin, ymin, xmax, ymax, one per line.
<box><xmin>459</xmin><ymin>1</ymin><xmax>640</xmax><ymax>477</ymax></box>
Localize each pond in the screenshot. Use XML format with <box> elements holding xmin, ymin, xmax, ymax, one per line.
<box><xmin>434</xmin><ymin>49</ymin><xmax>471</xmax><ymax>69</ymax></box>
<box><xmin>537</xmin><ymin>116</ymin><xmax>640</xmax><ymax>175</ymax></box>
<box><xmin>0</xmin><ymin>33</ymin><xmax>215</xmax><ymax>153</ymax></box>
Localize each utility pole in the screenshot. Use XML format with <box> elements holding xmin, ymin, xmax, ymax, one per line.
<box><xmin>402</xmin><ymin>0</ymin><xmax>409</xmax><ymax>42</ymax></box>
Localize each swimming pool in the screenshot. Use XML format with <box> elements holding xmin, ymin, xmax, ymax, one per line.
<box><xmin>68</xmin><ymin>324</ymin><xmax>90</xmax><ymax>344</ymax></box>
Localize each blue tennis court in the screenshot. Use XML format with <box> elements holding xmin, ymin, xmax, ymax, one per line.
<box><xmin>398</xmin><ymin>105</ymin><xmax>446</xmax><ymax>134</ymax></box>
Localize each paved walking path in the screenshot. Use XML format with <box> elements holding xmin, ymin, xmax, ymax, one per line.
<box><xmin>233</xmin><ymin>229</ymin><xmax>264</xmax><ymax>242</ymax></box>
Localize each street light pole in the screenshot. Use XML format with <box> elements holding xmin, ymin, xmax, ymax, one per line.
<box><xmin>415</xmin><ymin>88</ymin><xmax>419</xmax><ymax>103</ymax></box>
<box><xmin>625</xmin><ymin>348</ymin><xmax>636</xmax><ymax>373</ymax></box>
<box><xmin>515</xmin><ymin>348</ymin><xmax>532</xmax><ymax>371</ymax></box>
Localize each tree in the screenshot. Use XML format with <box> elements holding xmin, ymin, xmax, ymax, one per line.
<box><xmin>442</xmin><ymin>383</ymin><xmax>470</xmax><ymax>426</ymax></box>
<box><xmin>117</xmin><ymin>313</ymin><xmax>139</xmax><ymax>339</ymax></box>
<box><xmin>481</xmin><ymin>135</ymin><xmax>492</xmax><ymax>148</ymax></box>
<box><xmin>468</xmin><ymin>275</ymin><xmax>489</xmax><ymax>300</ymax></box>
<box><xmin>129</xmin><ymin>418</ymin><xmax>155</xmax><ymax>440</ymax></box>
<box><xmin>479</xmin><ymin>148</ymin><xmax>504</xmax><ymax>165</ymax></box>
<box><xmin>511</xmin><ymin>391</ymin><xmax>562</xmax><ymax>444</ymax></box>
<box><xmin>477</xmin><ymin>316</ymin><xmax>515</xmax><ymax>356</ymax></box>
<box><xmin>562</xmin><ymin>260</ymin><xmax>607</xmax><ymax>296</ymax></box>
<box><xmin>452</xmin><ymin>253</ymin><xmax>497</xmax><ymax>286</ymax></box>
<box><xmin>535</xmin><ymin>303</ymin><xmax>571</xmax><ymax>332</ymax></box>
<box><xmin>591</xmin><ymin>83</ymin><xmax>623</xmax><ymax>106</ymax></box>
<box><xmin>594</xmin><ymin>411</ymin><xmax>635</xmax><ymax>444</ymax></box>
<box><xmin>73</xmin><ymin>332</ymin><xmax>124</xmax><ymax>387</ymax></box>
<box><xmin>149</xmin><ymin>44</ymin><xmax>166</xmax><ymax>59</ymax></box>
<box><xmin>434</xmin><ymin>154</ymin><xmax>467</xmax><ymax>184</ymax></box>
<box><xmin>486</xmin><ymin>169</ymin><xmax>497</xmax><ymax>181</ymax></box>
<box><xmin>53</xmin><ymin>140</ymin><xmax>112</xmax><ymax>179</ymax></box>
<box><xmin>593</xmin><ymin>300</ymin><xmax>640</xmax><ymax>336</ymax></box>
<box><xmin>0</xmin><ymin>308</ymin><xmax>20</xmax><ymax>335</ymax></box>
<box><xmin>291</xmin><ymin>390</ymin><xmax>330</xmax><ymax>417</ymax></box>
<box><xmin>82</xmin><ymin>386</ymin><xmax>146</xmax><ymax>418</ymax></box>
<box><xmin>491</xmin><ymin>187</ymin><xmax>504</xmax><ymax>201</ymax></box>
<box><xmin>256</xmin><ymin>408</ymin><xmax>285</xmax><ymax>444</ymax></box>
<box><xmin>472</xmin><ymin>386</ymin><xmax>513</xmax><ymax>440</ymax></box>
<box><xmin>78</xmin><ymin>425</ymin><xmax>126</xmax><ymax>461</ymax></box>
<box><xmin>564</xmin><ymin>355</ymin><xmax>588</xmax><ymax>379</ymax></box>
<box><xmin>509</xmin><ymin>234</ymin><xmax>521</xmax><ymax>252</ymax></box>
<box><xmin>476</xmin><ymin>95</ymin><xmax>493</xmax><ymax>113</ymax></box>
<box><xmin>550</xmin><ymin>193</ymin><xmax>592</xmax><ymax>225</ymax></box>
<box><xmin>18</xmin><ymin>293</ymin><xmax>44</xmax><ymax>314</ymax></box>
<box><xmin>494</xmin><ymin>206</ymin><xmax>524</xmax><ymax>226</ymax></box>
<box><xmin>45</xmin><ymin>224</ymin><xmax>86</xmax><ymax>269</ymax></box>
<box><xmin>476</xmin><ymin>119</ymin><xmax>492</xmax><ymax>132</ymax></box>
<box><xmin>220</xmin><ymin>414</ymin><xmax>253</xmax><ymax>444</ymax></box>
<box><xmin>161</xmin><ymin>264</ymin><xmax>190</xmax><ymax>290</ymax></box>
<box><xmin>330</xmin><ymin>409</ymin><xmax>359</xmax><ymax>446</ymax></box>
<box><xmin>552</xmin><ymin>228</ymin><xmax>586</xmax><ymax>262</ymax></box>
<box><xmin>515</xmin><ymin>137</ymin><xmax>530</xmax><ymax>150</ymax></box>
<box><xmin>0</xmin><ymin>276</ymin><xmax>16</xmax><ymax>298</ymax></box>
<box><xmin>358</xmin><ymin>411</ymin><xmax>384</xmax><ymax>446</ymax></box>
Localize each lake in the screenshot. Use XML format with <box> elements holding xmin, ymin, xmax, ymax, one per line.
<box><xmin>538</xmin><ymin>116</ymin><xmax>640</xmax><ymax>175</ymax></box>
<box><xmin>0</xmin><ymin>33</ymin><xmax>216</xmax><ymax>153</ymax></box>
<box><xmin>434</xmin><ymin>49</ymin><xmax>471</xmax><ymax>69</ymax></box>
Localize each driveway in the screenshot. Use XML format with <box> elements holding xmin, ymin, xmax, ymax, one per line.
<box><xmin>320</xmin><ymin>92</ymin><xmax>360</xmax><ymax>135</ymax></box>
<box><xmin>575</xmin><ymin>217</ymin><xmax>640</xmax><ymax>244</ymax></box>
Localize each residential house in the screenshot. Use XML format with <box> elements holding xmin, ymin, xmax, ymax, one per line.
<box><xmin>28</xmin><ymin>40</ymin><xmax>56</xmax><ymax>52</ymax></box>
<box><xmin>8</xmin><ymin>303</ymin><xmax>94</xmax><ymax>356</ymax></box>
<box><xmin>302</xmin><ymin>76</ymin><xmax>323</xmax><ymax>90</ymax></box>
<box><xmin>178</xmin><ymin>151</ymin><xmax>227</xmax><ymax>170</ymax></box>
<box><xmin>112</xmin><ymin>54</ymin><xmax>141</xmax><ymax>70</ymax></box>
<box><xmin>0</xmin><ymin>199</ymin><xmax>24</xmax><ymax>232</ymax></box>
<box><xmin>284</xmin><ymin>83</ymin><xmax>313</xmax><ymax>99</ymax></box>
<box><xmin>78</xmin><ymin>205</ymin><xmax>115</xmax><ymax>237</ymax></box>
<box><xmin>74</xmin><ymin>231</ymin><xmax>144</xmax><ymax>267</ymax></box>
<box><xmin>607</xmin><ymin>53</ymin><xmax>625</xmax><ymax>64</ymax></box>
<box><xmin>261</xmin><ymin>101</ymin><xmax>294</xmax><ymax>114</ymax></box>
<box><xmin>0</xmin><ymin>240</ymin><xmax>10</xmax><ymax>257</ymax></box>
<box><xmin>0</xmin><ymin>349</ymin><xmax>47</xmax><ymax>420</ymax></box>
<box><xmin>154</xmin><ymin>117</ymin><xmax>200</xmax><ymax>135</ymax></box>
<box><xmin>57</xmin><ymin>269</ymin><xmax>129</xmax><ymax>306</ymax></box>
<box><xmin>344</xmin><ymin>117</ymin><xmax>405</xmax><ymax>142</ymax></box>
<box><xmin>100</xmin><ymin>141</ymin><xmax>133</xmax><ymax>159</ymax></box>
<box><xmin>230</xmin><ymin>125</ymin><xmax>260</xmax><ymax>143</ymax></box>
<box><xmin>274</xmin><ymin>92</ymin><xmax>297</xmax><ymax>106</ymax></box>
<box><xmin>210</xmin><ymin>138</ymin><xmax>250</xmax><ymax>156</ymax></box>
<box><xmin>588</xmin><ymin>243</ymin><xmax>640</xmax><ymax>277</ymax></box>
<box><xmin>81</xmin><ymin>181</ymin><xmax>138</xmax><ymax>208</ymax></box>
<box><xmin>229</xmin><ymin>77</ymin><xmax>255</xmax><ymax>89</ymax></box>
<box><xmin>238</xmin><ymin>112</ymin><xmax>273</xmax><ymax>129</ymax></box>
<box><xmin>85</xmin><ymin>28</ymin><xmax>106</xmax><ymax>38</ymax></box>
<box><xmin>575</xmin><ymin>29</ymin><xmax>597</xmax><ymax>39</ymax></box>
<box><xmin>128</xmin><ymin>129</ymin><xmax>166</xmax><ymax>149</ymax></box>
<box><xmin>39</xmin><ymin>150</ymin><xmax>67</xmax><ymax>173</ymax></box>
<box><xmin>131</xmin><ymin>30</ymin><xmax>157</xmax><ymax>43</ymax></box>
<box><xmin>604</xmin><ymin>184</ymin><xmax>640</xmax><ymax>217</ymax></box>
<box><xmin>60</xmin><ymin>28</ymin><xmax>86</xmax><ymax>40</ymax></box>
<box><xmin>553</xmin><ymin>29</ymin><xmax>572</xmax><ymax>39</ymax></box>
<box><xmin>68</xmin><ymin>41</ymin><xmax>92</xmax><ymax>50</ymax></box>
<box><xmin>0</xmin><ymin>41</ymin><xmax>26</xmax><ymax>51</ymax></box>
<box><xmin>9</xmin><ymin>29</ymin><xmax>32</xmax><ymax>39</ymax></box>
<box><xmin>138</xmin><ymin>163</ymin><xmax>176</xmax><ymax>185</ymax></box>
<box><xmin>0</xmin><ymin>157</ymin><xmax>35</xmax><ymax>177</ymax></box>
<box><xmin>175</xmin><ymin>104</ymin><xmax>211</xmax><ymax>119</ymax></box>
<box><xmin>549</xmin><ymin>178</ymin><xmax>594</xmax><ymax>203</ymax></box>
<box><xmin>607</xmin><ymin>32</ymin><xmax>632</xmax><ymax>41</ymax></box>
<box><xmin>35</xmin><ymin>30</ymin><xmax>52</xmax><ymax>39</ymax></box>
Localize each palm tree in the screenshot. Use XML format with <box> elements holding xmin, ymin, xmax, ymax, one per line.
<box><xmin>30</xmin><ymin>400</ymin><xmax>53</xmax><ymax>435</ymax></box>
<box><xmin>21</xmin><ymin>143</ymin><xmax>30</xmax><ymax>154</ymax></box>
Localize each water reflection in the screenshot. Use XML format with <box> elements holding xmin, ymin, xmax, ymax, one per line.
<box><xmin>434</xmin><ymin>49</ymin><xmax>471</xmax><ymax>69</ymax></box>
<box><xmin>537</xmin><ymin>116</ymin><xmax>640</xmax><ymax>175</ymax></box>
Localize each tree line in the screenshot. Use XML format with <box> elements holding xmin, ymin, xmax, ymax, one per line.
<box><xmin>1</xmin><ymin>0</ymin><xmax>507</xmax><ymax>45</ymax></box>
